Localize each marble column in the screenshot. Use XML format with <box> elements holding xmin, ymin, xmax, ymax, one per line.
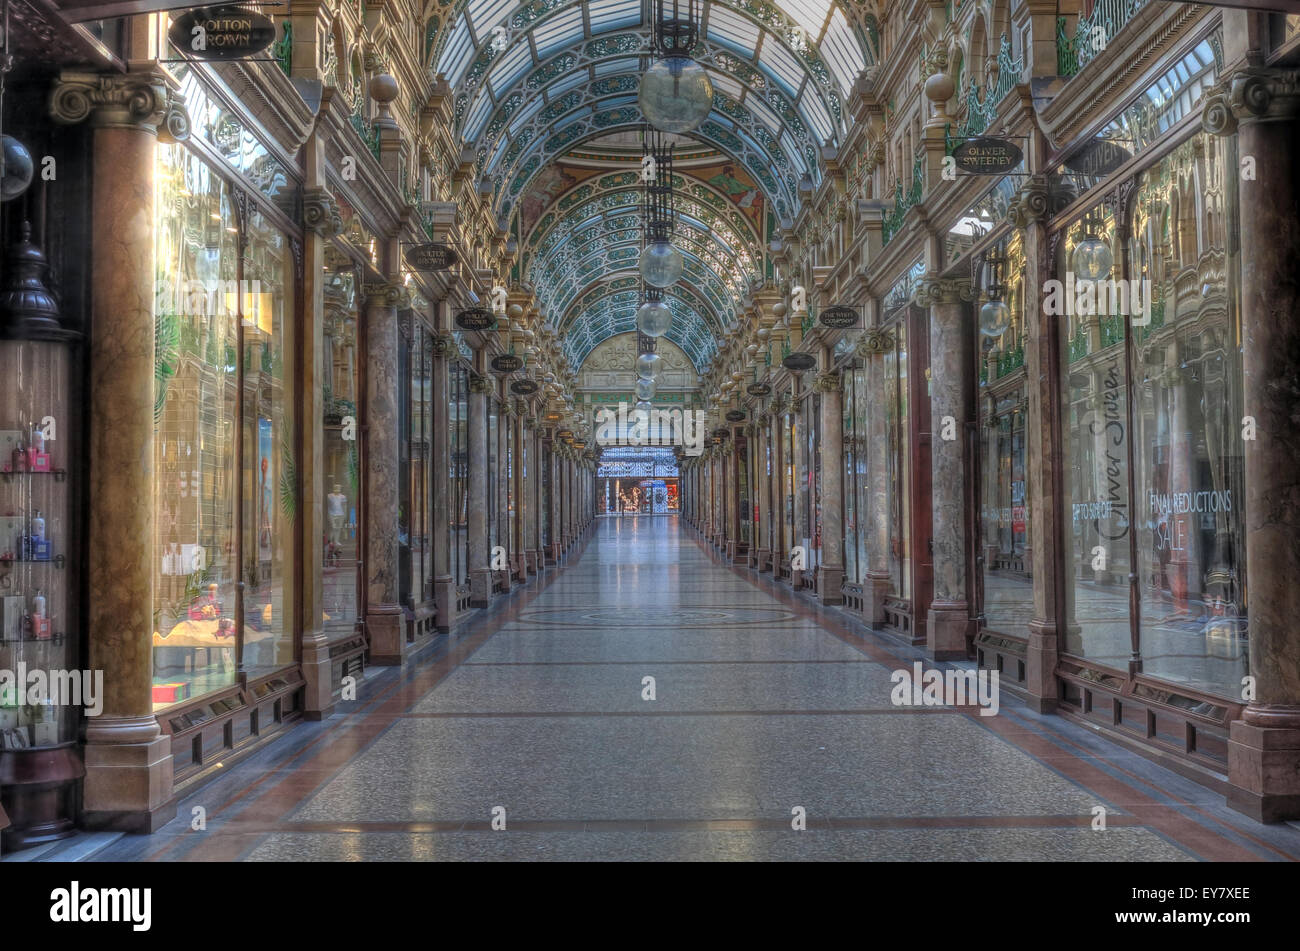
<box><xmin>816</xmin><ymin>368</ymin><xmax>845</xmax><ymax>603</ymax></box>
<box><xmin>770</xmin><ymin>401</ymin><xmax>786</xmax><ymax>581</ymax></box>
<box><xmin>790</xmin><ymin>383</ymin><xmax>806</xmax><ymax>587</ymax></box>
<box><xmin>915</xmin><ymin>276</ymin><xmax>975</xmax><ymax>660</ymax></box>
<box><xmin>497</xmin><ymin>395</ymin><xmax>512</xmax><ymax>592</ymax></box>
<box><xmin>548</xmin><ymin>441</ymin><xmax>561</xmax><ymax>562</ymax></box>
<box><xmin>52</xmin><ymin>68</ymin><xmax>188</xmax><ymax>831</ymax></box>
<box><xmin>724</xmin><ymin>436</ymin><xmax>736</xmax><ymax>559</ymax></box>
<box><xmin>298</xmin><ymin>179</ymin><xmax>341</xmax><ymax>717</ymax></box>
<box><xmin>1007</xmin><ymin>176</ymin><xmax>1060</xmax><ymax>710</ymax></box>
<box><xmin>362</xmin><ymin>281</ymin><xmax>406</xmax><ymax>663</ymax></box>
<box><xmin>756</xmin><ymin>415</ymin><xmax>771</xmax><ymax>570</ymax></box>
<box><xmin>467</xmin><ymin>373</ymin><xmax>492</xmax><ymax>607</ymax></box>
<box><xmin>1204</xmin><ymin>64</ymin><xmax>1300</xmax><ymax>821</ymax></box>
<box><xmin>523</xmin><ymin>414</ymin><xmax>539</xmax><ymax>574</ymax></box>
<box><xmin>858</xmin><ymin>329</ymin><xmax>896</xmax><ymax>625</ymax></box>
<box><xmin>431</xmin><ymin>333</ymin><xmax>456</xmax><ymax>630</ymax></box>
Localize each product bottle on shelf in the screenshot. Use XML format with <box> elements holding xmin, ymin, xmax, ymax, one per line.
<box><xmin>31</xmin><ymin>510</ymin><xmax>44</xmax><ymax>541</ymax></box>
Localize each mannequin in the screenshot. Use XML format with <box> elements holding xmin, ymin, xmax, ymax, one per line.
<box><xmin>327</xmin><ymin>483</ymin><xmax>347</xmax><ymax>546</ymax></box>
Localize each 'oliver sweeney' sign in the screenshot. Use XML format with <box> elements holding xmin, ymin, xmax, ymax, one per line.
<box><xmin>168</xmin><ymin>7</ymin><xmax>276</xmax><ymax>59</ymax></box>
<box><xmin>952</xmin><ymin>137</ymin><xmax>1023</xmax><ymax>175</ymax></box>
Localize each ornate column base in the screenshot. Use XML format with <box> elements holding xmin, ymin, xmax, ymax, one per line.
<box><xmin>789</xmin><ymin>567</ymin><xmax>802</xmax><ymax>589</ymax></box>
<box><xmin>526</xmin><ymin>549</ymin><xmax>541</xmax><ymax>575</ymax></box>
<box><xmin>1025</xmin><ymin>618</ymin><xmax>1060</xmax><ymax>714</ymax></box>
<box><xmin>469</xmin><ymin>567</ymin><xmax>493</xmax><ymax>608</ymax></box>
<box><xmin>434</xmin><ymin>576</ymin><xmax>458</xmax><ymax>632</ymax></box>
<box><xmin>861</xmin><ymin>573</ymin><xmax>891</xmax><ymax>626</ymax></box>
<box><xmin>299</xmin><ymin>630</ymin><xmax>336</xmax><ymax>720</ymax></box>
<box><xmin>1228</xmin><ymin>705</ymin><xmax>1300</xmax><ymax>823</ymax></box>
<box><xmin>366</xmin><ymin>603</ymin><xmax>405</xmax><ymax>665</ymax></box>
<box><xmin>81</xmin><ymin>715</ymin><xmax>175</xmax><ymax>834</ymax></box>
<box><xmin>752</xmin><ymin>547</ymin><xmax>768</xmax><ymax>570</ymax></box>
<box><xmin>927</xmin><ymin>600</ymin><xmax>971</xmax><ymax>661</ymax></box>
<box><xmin>817</xmin><ymin>565</ymin><xmax>844</xmax><ymax>605</ymax></box>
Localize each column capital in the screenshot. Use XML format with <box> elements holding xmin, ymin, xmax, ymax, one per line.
<box><xmin>430</xmin><ymin>333</ymin><xmax>456</xmax><ymax>358</ymax></box>
<box><xmin>1203</xmin><ymin>64</ymin><xmax>1300</xmax><ymax>136</ymax></box>
<box><xmin>51</xmin><ymin>68</ymin><xmax>190</xmax><ymax>141</ymax></box>
<box><xmin>303</xmin><ymin>186</ymin><xmax>343</xmax><ymax>237</ymax></box>
<box><xmin>468</xmin><ymin>372</ymin><xmax>493</xmax><ymax>394</ymax></box>
<box><xmin>813</xmin><ymin>370</ymin><xmax>842</xmax><ymax>393</ymax></box>
<box><xmin>362</xmin><ymin>282</ymin><xmax>409</xmax><ymax>308</ymax></box>
<box><xmin>855</xmin><ymin>327</ymin><xmax>896</xmax><ymax>357</ymax></box>
<box><xmin>912</xmin><ymin>275</ymin><xmax>973</xmax><ymax>307</ymax></box>
<box><xmin>1006</xmin><ymin>174</ymin><xmax>1053</xmax><ymax>229</ymax></box>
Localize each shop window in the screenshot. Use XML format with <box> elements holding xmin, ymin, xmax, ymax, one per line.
<box><xmin>1128</xmin><ymin>131</ymin><xmax>1246</xmax><ymax>697</ymax></box>
<box><xmin>448</xmin><ymin>362</ymin><xmax>469</xmax><ymax>586</ymax></box>
<box><xmin>322</xmin><ymin>269</ymin><xmax>359</xmax><ymax>633</ymax></box>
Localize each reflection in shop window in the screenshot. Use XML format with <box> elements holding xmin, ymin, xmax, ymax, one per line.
<box><xmin>1129</xmin><ymin>131</ymin><xmax>1246</xmax><ymax>697</ymax></box>
<box><xmin>322</xmin><ymin>269</ymin><xmax>359</xmax><ymax>633</ymax></box>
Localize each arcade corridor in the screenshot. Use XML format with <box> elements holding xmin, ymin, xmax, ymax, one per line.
<box><xmin>49</xmin><ymin>517</ymin><xmax>1298</xmax><ymax>863</ymax></box>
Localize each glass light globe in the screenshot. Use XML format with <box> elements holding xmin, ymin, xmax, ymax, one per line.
<box><xmin>635</xmin><ymin>400</ymin><xmax>654</xmax><ymax>414</ymax></box>
<box><xmin>636</xmin><ymin>300</ymin><xmax>673</xmax><ymax>337</ymax></box>
<box><xmin>979</xmin><ymin>299</ymin><xmax>1012</xmax><ymax>338</ymax></box>
<box><xmin>1072</xmin><ymin>236</ymin><xmax>1113</xmax><ymax>282</ymax></box>
<box><xmin>639</xmin><ymin>240</ymin><xmax>684</xmax><ymax>288</ymax></box>
<box><xmin>638</xmin><ymin>56</ymin><xmax>714</xmax><ymax>133</ymax></box>
<box><xmin>635</xmin><ymin>378</ymin><xmax>656</xmax><ymax>400</ymax></box>
<box><xmin>0</xmin><ymin>135</ymin><xmax>35</xmax><ymax>201</ymax></box>
<box><xmin>636</xmin><ymin>352</ymin><xmax>663</xmax><ymax>380</ymax></box>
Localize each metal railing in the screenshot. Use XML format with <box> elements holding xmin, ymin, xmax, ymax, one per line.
<box><xmin>1058</xmin><ymin>0</ymin><xmax>1151</xmax><ymax>78</ymax></box>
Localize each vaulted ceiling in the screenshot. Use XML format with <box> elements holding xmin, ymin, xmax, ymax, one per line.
<box><xmin>426</xmin><ymin>0</ymin><xmax>877</xmax><ymax>373</ymax></box>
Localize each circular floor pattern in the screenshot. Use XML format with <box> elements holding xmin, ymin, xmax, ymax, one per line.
<box><xmin>515</xmin><ymin>606</ymin><xmax>798</xmax><ymax>628</ymax></box>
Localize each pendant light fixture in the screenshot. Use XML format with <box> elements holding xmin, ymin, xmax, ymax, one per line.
<box><xmin>978</xmin><ymin>246</ymin><xmax>1011</xmax><ymax>339</ymax></box>
<box><xmin>1072</xmin><ymin>209</ymin><xmax>1114</xmax><ymax>282</ymax></box>
<box><xmin>639</xmin><ymin>129</ymin><xmax>683</xmax><ymax>289</ymax></box>
<box><xmin>639</xmin><ymin>0</ymin><xmax>713</xmax><ymax>134</ymax></box>
<box><xmin>0</xmin><ymin>0</ymin><xmax>35</xmax><ymax>203</ymax></box>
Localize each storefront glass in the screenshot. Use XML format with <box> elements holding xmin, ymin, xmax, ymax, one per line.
<box><xmin>1128</xmin><ymin>131</ymin><xmax>1246</xmax><ymax>696</ymax></box>
<box><xmin>322</xmin><ymin>270</ymin><xmax>359</xmax><ymax>633</ymax></box>
<box><xmin>152</xmin><ymin>142</ymin><xmax>240</xmax><ymax>706</ymax></box>
<box><xmin>448</xmin><ymin>361</ymin><xmax>469</xmax><ymax>586</ymax></box>
<box><xmin>886</xmin><ymin>322</ymin><xmax>911</xmax><ymax>599</ymax></box>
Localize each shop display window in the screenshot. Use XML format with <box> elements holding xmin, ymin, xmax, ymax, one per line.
<box><xmin>448</xmin><ymin>361</ymin><xmax>469</xmax><ymax>586</ymax></box>
<box><xmin>322</xmin><ymin>269</ymin><xmax>360</xmax><ymax>633</ymax></box>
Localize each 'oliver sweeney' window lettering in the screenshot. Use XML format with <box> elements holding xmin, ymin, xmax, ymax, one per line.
<box><xmin>1089</xmin><ymin>361</ymin><xmax>1128</xmax><ymax>541</ymax></box>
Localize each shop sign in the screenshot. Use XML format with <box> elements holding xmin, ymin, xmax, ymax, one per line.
<box><xmin>405</xmin><ymin>242</ymin><xmax>457</xmax><ymax>271</ymax></box>
<box><xmin>819</xmin><ymin>305</ymin><xmax>859</xmax><ymax>329</ymax></box>
<box><xmin>556</xmin><ymin>429</ymin><xmax>574</xmax><ymax>439</ymax></box>
<box><xmin>492</xmin><ymin>354</ymin><xmax>524</xmax><ymax>373</ymax></box>
<box><xmin>952</xmin><ymin>137</ymin><xmax>1023</xmax><ymax>175</ymax></box>
<box><xmin>509</xmin><ymin>379</ymin><xmax>539</xmax><ymax>395</ymax></box>
<box><xmin>455</xmin><ymin>307</ymin><xmax>496</xmax><ymax>331</ymax></box>
<box><xmin>782</xmin><ymin>352</ymin><xmax>816</xmax><ymax>372</ymax></box>
<box><xmin>746</xmin><ymin>382</ymin><xmax>772</xmax><ymax>397</ymax></box>
<box><xmin>167</xmin><ymin>6</ymin><xmax>276</xmax><ymax>60</ymax></box>
<box><xmin>1064</xmin><ymin>138</ymin><xmax>1132</xmax><ymax>178</ymax></box>
<box><xmin>725</xmin><ymin>410</ymin><xmax>746</xmax><ymax>422</ymax></box>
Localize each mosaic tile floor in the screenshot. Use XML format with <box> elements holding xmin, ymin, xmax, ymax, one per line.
<box><xmin>78</xmin><ymin>516</ymin><xmax>1300</xmax><ymax>862</ymax></box>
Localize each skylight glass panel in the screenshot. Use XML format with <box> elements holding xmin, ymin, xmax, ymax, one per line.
<box><xmin>439</xmin><ymin>17</ymin><xmax>475</xmax><ymax>85</ymax></box>
<box><xmin>800</xmin><ymin>88</ymin><xmax>833</xmax><ymax>142</ymax></box>
<box><xmin>594</xmin><ymin>56</ymin><xmax>639</xmax><ymax>76</ymax></box>
<box><xmin>823</xmin><ymin>10</ymin><xmax>866</xmax><ymax>93</ymax></box>
<box><xmin>465</xmin><ymin>92</ymin><xmax>495</xmax><ymax>140</ymax></box>
<box><xmin>761</xmin><ymin>39</ymin><xmax>805</xmax><ymax>94</ymax></box>
<box><xmin>467</xmin><ymin>0</ymin><xmax>514</xmax><ymax>37</ymax></box>
<box><xmin>488</xmin><ymin>40</ymin><xmax>533</xmax><ymax>96</ymax></box>
<box><xmin>588</xmin><ymin>0</ymin><xmax>641</xmax><ymax>33</ymax></box>
<box><xmin>534</xmin><ymin>6</ymin><xmax>584</xmax><ymax>60</ymax></box>
<box><xmin>781</xmin><ymin>0</ymin><xmax>830</xmax><ymax>36</ymax></box>
<box><xmin>746</xmin><ymin>93</ymin><xmax>780</xmax><ymax>134</ymax></box>
<box><xmin>508</xmin><ymin>92</ymin><xmax>546</xmax><ymax>135</ymax></box>
<box><xmin>706</xmin><ymin>4</ymin><xmax>760</xmax><ymax>56</ymax></box>
<box><xmin>710</xmin><ymin>71</ymin><xmax>742</xmax><ymax>99</ymax></box>
<box><xmin>549</xmin><ymin>68</ymin><xmax>588</xmax><ymax>96</ymax></box>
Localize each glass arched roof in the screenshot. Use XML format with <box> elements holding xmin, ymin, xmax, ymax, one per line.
<box><xmin>423</xmin><ymin>0</ymin><xmax>872</xmax><ymax>381</ymax></box>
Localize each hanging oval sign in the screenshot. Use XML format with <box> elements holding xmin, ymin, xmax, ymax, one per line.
<box><xmin>782</xmin><ymin>352</ymin><xmax>816</xmax><ymax>372</ymax></box>
<box><xmin>952</xmin><ymin>137</ymin><xmax>1024</xmax><ymax>176</ymax></box>
<box><xmin>492</xmin><ymin>354</ymin><xmax>524</xmax><ymax>373</ymax></box>
<box><xmin>405</xmin><ymin>242</ymin><xmax>457</xmax><ymax>271</ymax></box>
<box><xmin>713</xmin><ymin>428</ymin><xmax>731</xmax><ymax>439</ymax></box>
<box><xmin>819</xmin><ymin>305</ymin><xmax>859</xmax><ymax>329</ymax></box>
<box><xmin>556</xmin><ymin>429</ymin><xmax>574</xmax><ymax>440</ymax></box>
<box><xmin>746</xmin><ymin>382</ymin><xmax>772</xmax><ymax>397</ymax></box>
<box><xmin>509</xmin><ymin>379</ymin><xmax>539</xmax><ymax>395</ymax></box>
<box><xmin>1063</xmin><ymin>138</ymin><xmax>1132</xmax><ymax>178</ymax></box>
<box><xmin>168</xmin><ymin>6</ymin><xmax>277</xmax><ymax>60</ymax></box>
<box><xmin>455</xmin><ymin>307</ymin><xmax>497</xmax><ymax>331</ymax></box>
<box><xmin>725</xmin><ymin>410</ymin><xmax>746</xmax><ymax>422</ymax></box>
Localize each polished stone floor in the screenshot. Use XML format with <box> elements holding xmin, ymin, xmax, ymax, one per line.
<box><xmin>72</xmin><ymin>516</ymin><xmax>1300</xmax><ymax>861</ymax></box>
